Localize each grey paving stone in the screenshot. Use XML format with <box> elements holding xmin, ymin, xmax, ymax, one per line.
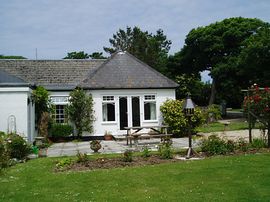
<box><xmin>48</xmin><ymin>130</ymin><xmax>262</xmax><ymax>157</ymax></box>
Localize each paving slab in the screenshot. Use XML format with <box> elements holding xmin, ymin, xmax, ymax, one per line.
<box><xmin>47</xmin><ymin>138</ymin><xmax>191</xmax><ymax>157</ymax></box>
<box><xmin>47</xmin><ymin>129</ymin><xmax>266</xmax><ymax>157</ymax></box>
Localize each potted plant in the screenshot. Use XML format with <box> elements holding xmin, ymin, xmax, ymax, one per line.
<box><xmin>38</xmin><ymin>144</ymin><xmax>48</xmax><ymax>157</ymax></box>
<box><xmin>104</xmin><ymin>131</ymin><xmax>113</xmax><ymax>141</ymax></box>
<box><xmin>90</xmin><ymin>140</ymin><xmax>102</xmax><ymax>152</ymax></box>
<box><xmin>34</xmin><ymin>137</ymin><xmax>48</xmax><ymax>157</ymax></box>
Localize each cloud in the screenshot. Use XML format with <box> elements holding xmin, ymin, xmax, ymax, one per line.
<box><xmin>0</xmin><ymin>0</ymin><xmax>269</xmax><ymax>59</ymax></box>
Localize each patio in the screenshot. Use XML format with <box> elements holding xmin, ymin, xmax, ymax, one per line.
<box><xmin>47</xmin><ymin>138</ymin><xmax>191</xmax><ymax>157</ymax></box>
<box><xmin>47</xmin><ymin>129</ymin><xmax>264</xmax><ymax>157</ymax></box>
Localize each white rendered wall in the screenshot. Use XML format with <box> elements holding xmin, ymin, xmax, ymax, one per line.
<box><xmin>0</xmin><ymin>87</ymin><xmax>34</xmax><ymax>141</ymax></box>
<box><xmin>49</xmin><ymin>89</ymin><xmax>175</xmax><ymax>136</ymax></box>
<box><xmin>89</xmin><ymin>89</ymin><xmax>176</xmax><ymax>136</ymax></box>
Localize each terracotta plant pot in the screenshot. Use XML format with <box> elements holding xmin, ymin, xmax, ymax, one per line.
<box><xmin>104</xmin><ymin>134</ymin><xmax>113</xmax><ymax>141</ymax></box>
<box><xmin>38</xmin><ymin>148</ymin><xmax>47</xmax><ymax>157</ymax></box>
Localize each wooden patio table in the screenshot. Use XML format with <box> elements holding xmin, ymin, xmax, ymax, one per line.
<box><xmin>124</xmin><ymin>125</ymin><xmax>170</xmax><ymax>147</ymax></box>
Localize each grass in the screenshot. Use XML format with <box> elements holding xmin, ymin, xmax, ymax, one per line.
<box><xmin>197</xmin><ymin>120</ymin><xmax>262</xmax><ymax>133</ymax></box>
<box><xmin>227</xmin><ymin>108</ymin><xmax>243</xmax><ymax>112</ymax></box>
<box><xmin>1</xmin><ymin>153</ymin><xmax>270</xmax><ymax>201</ymax></box>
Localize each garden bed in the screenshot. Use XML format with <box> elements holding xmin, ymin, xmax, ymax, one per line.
<box><xmin>54</xmin><ymin>148</ymin><xmax>270</xmax><ymax>172</ymax></box>
<box><xmin>55</xmin><ymin>155</ymin><xmax>179</xmax><ymax>172</ymax></box>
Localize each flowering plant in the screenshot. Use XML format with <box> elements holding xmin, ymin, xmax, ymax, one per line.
<box><xmin>243</xmin><ymin>85</ymin><xmax>270</xmax><ymax>123</ymax></box>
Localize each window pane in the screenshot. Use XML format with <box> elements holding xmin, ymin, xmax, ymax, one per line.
<box><xmin>51</xmin><ymin>96</ymin><xmax>68</xmax><ymax>104</ymax></box>
<box><xmin>144</xmin><ymin>95</ymin><xmax>155</xmax><ymax>100</ymax></box>
<box><xmin>103</xmin><ymin>96</ymin><xmax>114</xmax><ymax>101</ymax></box>
<box><xmin>144</xmin><ymin>102</ymin><xmax>156</xmax><ymax>120</ymax></box>
<box><xmin>53</xmin><ymin>104</ymin><xmax>67</xmax><ymax>123</ymax></box>
<box><xmin>102</xmin><ymin>103</ymin><xmax>115</xmax><ymax>121</ymax></box>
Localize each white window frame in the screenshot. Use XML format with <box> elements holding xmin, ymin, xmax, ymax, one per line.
<box><xmin>102</xmin><ymin>95</ymin><xmax>116</xmax><ymax>123</ymax></box>
<box><xmin>50</xmin><ymin>96</ymin><xmax>69</xmax><ymax>123</ymax></box>
<box><xmin>143</xmin><ymin>94</ymin><xmax>157</xmax><ymax>122</ymax></box>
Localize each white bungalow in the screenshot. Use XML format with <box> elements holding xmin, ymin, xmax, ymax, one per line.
<box><xmin>0</xmin><ymin>51</ymin><xmax>178</xmax><ymax>141</ymax></box>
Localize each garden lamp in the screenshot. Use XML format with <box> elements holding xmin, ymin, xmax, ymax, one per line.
<box><xmin>183</xmin><ymin>93</ymin><xmax>195</xmax><ymax>116</ymax></box>
<box><xmin>183</xmin><ymin>93</ymin><xmax>196</xmax><ymax>159</ymax></box>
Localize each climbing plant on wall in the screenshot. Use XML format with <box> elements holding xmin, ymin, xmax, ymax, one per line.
<box><xmin>32</xmin><ymin>86</ymin><xmax>52</xmax><ymax>137</ymax></box>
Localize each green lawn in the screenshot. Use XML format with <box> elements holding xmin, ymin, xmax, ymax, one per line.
<box><xmin>1</xmin><ymin>153</ymin><xmax>270</xmax><ymax>201</ymax></box>
<box><xmin>197</xmin><ymin>121</ymin><xmax>261</xmax><ymax>133</ymax></box>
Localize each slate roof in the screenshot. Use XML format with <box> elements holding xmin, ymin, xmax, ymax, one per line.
<box><xmin>0</xmin><ymin>52</ymin><xmax>178</xmax><ymax>90</ymax></box>
<box><xmin>0</xmin><ymin>59</ymin><xmax>105</xmax><ymax>90</ymax></box>
<box><xmin>0</xmin><ymin>69</ymin><xmax>29</xmax><ymax>87</ymax></box>
<box><xmin>79</xmin><ymin>51</ymin><xmax>178</xmax><ymax>89</ymax></box>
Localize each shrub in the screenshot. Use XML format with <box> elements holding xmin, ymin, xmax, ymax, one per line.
<box><xmin>203</xmin><ymin>104</ymin><xmax>222</xmax><ymax>123</ymax></box>
<box><xmin>237</xmin><ymin>138</ymin><xmax>249</xmax><ymax>152</ymax></box>
<box><xmin>226</xmin><ymin>140</ymin><xmax>236</xmax><ymax>153</ymax></box>
<box><xmin>200</xmin><ymin>135</ymin><xmax>236</xmax><ymax>155</ymax></box>
<box><xmin>0</xmin><ymin>131</ymin><xmax>6</xmax><ymax>138</ymax></box>
<box><xmin>160</xmin><ymin>99</ymin><xmax>205</xmax><ymax>137</ymax></box>
<box><xmin>49</xmin><ymin>123</ymin><xmax>73</xmax><ymax>138</ymax></box>
<box><xmin>158</xmin><ymin>141</ymin><xmax>173</xmax><ymax>159</ymax></box>
<box><xmin>123</xmin><ymin>150</ymin><xmax>133</xmax><ymax>162</ymax></box>
<box><xmin>250</xmin><ymin>138</ymin><xmax>266</xmax><ymax>149</ymax></box>
<box><xmin>0</xmin><ymin>137</ymin><xmax>9</xmax><ymax>170</ymax></box>
<box><xmin>141</xmin><ymin>146</ymin><xmax>151</xmax><ymax>158</ymax></box>
<box><xmin>6</xmin><ymin>134</ymin><xmax>31</xmax><ymax>160</ymax></box>
<box><xmin>55</xmin><ymin>158</ymin><xmax>73</xmax><ymax>170</ymax></box>
<box><xmin>76</xmin><ymin>152</ymin><xmax>89</xmax><ymax>163</ymax></box>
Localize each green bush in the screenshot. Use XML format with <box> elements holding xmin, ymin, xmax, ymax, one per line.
<box><xmin>200</xmin><ymin>135</ymin><xmax>236</xmax><ymax>156</ymax></box>
<box><xmin>158</xmin><ymin>140</ymin><xmax>173</xmax><ymax>159</ymax></box>
<box><xmin>0</xmin><ymin>131</ymin><xmax>6</xmax><ymax>138</ymax></box>
<box><xmin>55</xmin><ymin>158</ymin><xmax>73</xmax><ymax>170</ymax></box>
<box><xmin>76</xmin><ymin>152</ymin><xmax>89</xmax><ymax>163</ymax></box>
<box><xmin>160</xmin><ymin>99</ymin><xmax>205</xmax><ymax>137</ymax></box>
<box><xmin>237</xmin><ymin>138</ymin><xmax>249</xmax><ymax>152</ymax></box>
<box><xmin>0</xmin><ymin>136</ymin><xmax>9</xmax><ymax>170</ymax></box>
<box><xmin>203</xmin><ymin>104</ymin><xmax>222</xmax><ymax>123</ymax></box>
<box><xmin>6</xmin><ymin>134</ymin><xmax>31</xmax><ymax>160</ymax></box>
<box><xmin>250</xmin><ymin>138</ymin><xmax>266</xmax><ymax>149</ymax></box>
<box><xmin>123</xmin><ymin>150</ymin><xmax>133</xmax><ymax>162</ymax></box>
<box><xmin>141</xmin><ymin>146</ymin><xmax>151</xmax><ymax>158</ymax></box>
<box><xmin>49</xmin><ymin>123</ymin><xmax>73</xmax><ymax>137</ymax></box>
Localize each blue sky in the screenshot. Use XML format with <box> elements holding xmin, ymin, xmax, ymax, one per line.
<box><xmin>1</xmin><ymin>0</ymin><xmax>270</xmax><ymax>81</ymax></box>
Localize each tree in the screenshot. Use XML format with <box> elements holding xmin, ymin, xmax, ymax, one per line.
<box><xmin>89</xmin><ymin>52</ymin><xmax>107</xmax><ymax>59</ymax></box>
<box><xmin>32</xmin><ymin>86</ymin><xmax>52</xmax><ymax>136</ymax></box>
<box><xmin>174</xmin><ymin>74</ymin><xmax>211</xmax><ymax>106</ymax></box>
<box><xmin>170</xmin><ymin>17</ymin><xmax>269</xmax><ymax>105</ymax></box>
<box><xmin>63</xmin><ymin>51</ymin><xmax>90</xmax><ymax>59</ymax></box>
<box><xmin>104</xmin><ymin>26</ymin><xmax>171</xmax><ymax>74</ymax></box>
<box><xmin>0</xmin><ymin>55</ymin><xmax>26</xmax><ymax>59</ymax></box>
<box><xmin>238</xmin><ymin>26</ymin><xmax>270</xmax><ymax>86</ymax></box>
<box><xmin>67</xmin><ymin>88</ymin><xmax>94</xmax><ymax>137</ymax></box>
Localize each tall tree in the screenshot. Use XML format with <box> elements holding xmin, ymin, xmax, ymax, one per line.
<box><xmin>170</xmin><ymin>17</ymin><xmax>269</xmax><ymax>105</ymax></box>
<box><xmin>238</xmin><ymin>26</ymin><xmax>270</xmax><ymax>86</ymax></box>
<box><xmin>104</xmin><ymin>26</ymin><xmax>171</xmax><ymax>74</ymax></box>
<box><xmin>63</xmin><ymin>51</ymin><xmax>90</xmax><ymax>59</ymax></box>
